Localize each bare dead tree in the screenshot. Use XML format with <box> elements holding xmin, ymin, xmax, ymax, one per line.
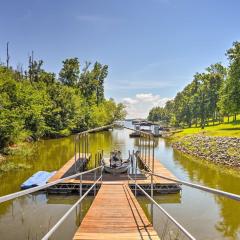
<box><xmin>6</xmin><ymin>42</ymin><xmax>10</xmax><ymax>68</ymax></box>
<box><xmin>28</xmin><ymin>51</ymin><xmax>34</xmax><ymax>82</ymax></box>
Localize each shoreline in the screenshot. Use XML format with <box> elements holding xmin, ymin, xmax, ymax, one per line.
<box><xmin>170</xmin><ymin>134</ymin><xmax>240</xmax><ymax>169</ymax></box>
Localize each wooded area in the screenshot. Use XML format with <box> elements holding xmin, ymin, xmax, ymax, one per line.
<box><xmin>0</xmin><ymin>48</ymin><xmax>126</xmax><ymax>149</ymax></box>
<box><xmin>148</xmin><ymin>41</ymin><xmax>240</xmax><ymax>128</ymax></box>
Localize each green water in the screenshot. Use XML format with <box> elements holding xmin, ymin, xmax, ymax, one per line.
<box><xmin>0</xmin><ymin>127</ymin><xmax>239</xmax><ymax>239</ymax></box>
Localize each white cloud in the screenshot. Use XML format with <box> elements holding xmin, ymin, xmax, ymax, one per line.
<box><xmin>122</xmin><ymin>93</ymin><xmax>170</xmax><ymax>119</ymax></box>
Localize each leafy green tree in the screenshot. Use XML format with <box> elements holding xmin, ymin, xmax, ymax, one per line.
<box><xmin>0</xmin><ymin>55</ymin><xmax>126</xmax><ymax>150</ymax></box>
<box><xmin>224</xmin><ymin>41</ymin><xmax>240</xmax><ymax>121</ymax></box>
<box><xmin>79</xmin><ymin>61</ymin><xmax>108</xmax><ymax>104</ymax></box>
<box><xmin>148</xmin><ymin>107</ymin><xmax>166</xmax><ymax>122</ymax></box>
<box><xmin>59</xmin><ymin>58</ymin><xmax>80</xmax><ymax>87</ymax></box>
<box><xmin>92</xmin><ymin>62</ymin><xmax>108</xmax><ymax>105</ymax></box>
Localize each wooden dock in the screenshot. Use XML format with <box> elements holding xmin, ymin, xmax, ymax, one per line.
<box><xmin>48</xmin><ymin>153</ymin><xmax>180</xmax><ymax>194</ymax></box>
<box><xmin>46</xmin><ymin>152</ymin><xmax>180</xmax><ymax>239</ymax></box>
<box><xmin>48</xmin><ymin>153</ymin><xmax>91</xmax><ymax>183</ymax></box>
<box><xmin>73</xmin><ymin>183</ymin><xmax>160</xmax><ymax>240</ymax></box>
<box><xmin>136</xmin><ymin>156</ymin><xmax>178</xmax><ymax>184</ymax></box>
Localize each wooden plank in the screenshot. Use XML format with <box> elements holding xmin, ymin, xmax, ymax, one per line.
<box><xmin>53</xmin><ymin>157</ymin><xmax>178</xmax><ymax>186</ymax></box>
<box><xmin>138</xmin><ymin>156</ymin><xmax>178</xmax><ymax>184</ymax></box>
<box><xmin>73</xmin><ymin>184</ymin><xmax>160</xmax><ymax>240</ymax></box>
<box><xmin>48</xmin><ymin>153</ymin><xmax>91</xmax><ymax>182</ymax></box>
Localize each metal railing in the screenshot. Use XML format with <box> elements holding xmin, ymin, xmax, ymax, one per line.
<box><xmin>128</xmin><ymin>163</ymin><xmax>240</xmax><ymax>239</ymax></box>
<box><xmin>42</xmin><ymin>173</ymin><xmax>102</xmax><ymax>240</ymax></box>
<box><xmin>0</xmin><ymin>166</ymin><xmax>102</xmax><ymax>203</ymax></box>
<box><xmin>0</xmin><ymin>165</ymin><xmax>103</xmax><ymax>240</ymax></box>
<box><xmin>128</xmin><ymin>172</ymin><xmax>196</xmax><ymax>240</ymax></box>
<box><xmin>137</xmin><ymin>168</ymin><xmax>240</xmax><ymax>202</ymax></box>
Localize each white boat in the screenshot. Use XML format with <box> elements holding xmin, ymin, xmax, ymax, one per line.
<box><xmin>102</xmin><ymin>151</ymin><xmax>131</xmax><ymax>174</ymax></box>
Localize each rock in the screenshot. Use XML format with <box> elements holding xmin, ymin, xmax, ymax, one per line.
<box><xmin>172</xmin><ymin>135</ymin><xmax>240</xmax><ymax>169</ymax></box>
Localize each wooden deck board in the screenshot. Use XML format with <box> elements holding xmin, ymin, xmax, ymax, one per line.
<box><xmin>137</xmin><ymin>156</ymin><xmax>177</xmax><ymax>184</ymax></box>
<box><xmin>48</xmin><ymin>153</ymin><xmax>91</xmax><ymax>183</ymax></box>
<box><xmin>73</xmin><ymin>184</ymin><xmax>160</xmax><ymax>240</ymax></box>
<box><xmin>49</xmin><ymin>155</ymin><xmax>178</xmax><ymax>186</ymax></box>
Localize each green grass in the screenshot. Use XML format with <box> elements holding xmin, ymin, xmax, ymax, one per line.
<box><xmin>173</xmin><ymin>119</ymin><xmax>240</xmax><ymax>138</ymax></box>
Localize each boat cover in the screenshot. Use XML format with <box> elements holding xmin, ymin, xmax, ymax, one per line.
<box><xmin>21</xmin><ymin>171</ymin><xmax>56</xmax><ymax>189</ymax></box>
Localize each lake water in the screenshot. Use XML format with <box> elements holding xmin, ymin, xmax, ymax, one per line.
<box><xmin>0</xmin><ymin>124</ymin><xmax>239</xmax><ymax>239</ymax></box>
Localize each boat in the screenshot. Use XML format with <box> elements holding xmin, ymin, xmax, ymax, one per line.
<box><xmin>102</xmin><ymin>150</ymin><xmax>130</xmax><ymax>174</ymax></box>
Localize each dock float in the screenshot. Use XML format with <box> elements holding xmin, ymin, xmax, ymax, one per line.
<box><xmin>47</xmin><ymin>155</ymin><xmax>180</xmax><ymax>194</ymax></box>
<box><xmin>73</xmin><ymin>183</ymin><xmax>160</xmax><ymax>240</ymax></box>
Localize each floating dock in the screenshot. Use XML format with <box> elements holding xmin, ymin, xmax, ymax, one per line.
<box><xmin>48</xmin><ymin>153</ymin><xmax>91</xmax><ymax>182</ymax></box>
<box><xmin>47</xmin><ymin>153</ymin><xmax>180</xmax><ymax>194</ymax></box>
<box><xmin>73</xmin><ymin>183</ymin><xmax>160</xmax><ymax>240</ymax></box>
<box><xmin>129</xmin><ymin>132</ymin><xmax>162</xmax><ymax>138</ymax></box>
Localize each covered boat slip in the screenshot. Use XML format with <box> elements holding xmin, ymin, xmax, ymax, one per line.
<box><xmin>73</xmin><ymin>184</ymin><xmax>160</xmax><ymax>240</ymax></box>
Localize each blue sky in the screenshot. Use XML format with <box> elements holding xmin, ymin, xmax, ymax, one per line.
<box><xmin>1</xmin><ymin>0</ymin><xmax>240</xmax><ymax>117</ymax></box>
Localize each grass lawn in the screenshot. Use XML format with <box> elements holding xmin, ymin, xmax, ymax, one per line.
<box><xmin>174</xmin><ymin>119</ymin><xmax>240</xmax><ymax>138</ymax></box>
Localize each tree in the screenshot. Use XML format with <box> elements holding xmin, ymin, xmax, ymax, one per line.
<box><xmin>92</xmin><ymin>62</ymin><xmax>108</xmax><ymax>105</ymax></box>
<box><xmin>0</xmin><ymin>52</ymin><xmax>124</xmax><ymax>149</ymax></box>
<box><xmin>148</xmin><ymin>107</ymin><xmax>166</xmax><ymax>122</ymax></box>
<box><xmin>205</xmin><ymin>63</ymin><xmax>226</xmax><ymax>124</ymax></box>
<box><xmin>59</xmin><ymin>58</ymin><xmax>80</xmax><ymax>87</ymax></box>
<box><xmin>224</xmin><ymin>41</ymin><xmax>240</xmax><ymax>120</ymax></box>
<box><xmin>79</xmin><ymin>61</ymin><xmax>108</xmax><ymax>104</ymax></box>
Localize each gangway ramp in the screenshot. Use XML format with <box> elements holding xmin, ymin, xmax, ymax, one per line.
<box><xmin>73</xmin><ymin>183</ymin><xmax>160</xmax><ymax>240</ymax></box>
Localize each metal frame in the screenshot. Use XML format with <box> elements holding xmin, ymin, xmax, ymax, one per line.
<box><xmin>128</xmin><ymin>164</ymin><xmax>240</xmax><ymax>239</ymax></box>
<box><xmin>128</xmin><ymin>174</ymin><xmax>196</xmax><ymax>240</ymax></box>
<box><xmin>140</xmin><ymin>169</ymin><xmax>240</xmax><ymax>202</ymax></box>
<box><xmin>129</xmin><ymin>166</ymin><xmax>240</xmax><ymax>202</ymax></box>
<box><xmin>0</xmin><ymin>166</ymin><xmax>103</xmax><ymax>204</ymax></box>
<box><xmin>42</xmin><ymin>174</ymin><xmax>102</xmax><ymax>240</ymax></box>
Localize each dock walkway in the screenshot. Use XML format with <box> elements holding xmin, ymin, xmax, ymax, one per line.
<box><xmin>73</xmin><ymin>183</ymin><xmax>160</xmax><ymax>240</ymax></box>
<box><xmin>48</xmin><ymin>154</ymin><xmax>181</xmax><ymax>194</ymax></box>
<box><xmin>137</xmin><ymin>156</ymin><xmax>178</xmax><ymax>185</ymax></box>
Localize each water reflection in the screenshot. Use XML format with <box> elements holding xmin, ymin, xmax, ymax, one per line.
<box><xmin>0</xmin><ymin>193</ymin><xmax>93</xmax><ymax>239</ymax></box>
<box><xmin>0</xmin><ymin>128</ymin><xmax>239</xmax><ymax>239</ymax></box>
<box><xmin>170</xmin><ymin>150</ymin><xmax>240</xmax><ymax>239</ymax></box>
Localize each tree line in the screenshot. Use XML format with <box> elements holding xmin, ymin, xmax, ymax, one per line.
<box><xmin>0</xmin><ymin>48</ymin><xmax>126</xmax><ymax>149</ymax></box>
<box><xmin>148</xmin><ymin>41</ymin><xmax>240</xmax><ymax>128</ymax></box>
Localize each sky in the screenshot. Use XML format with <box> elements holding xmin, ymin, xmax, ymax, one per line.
<box><xmin>1</xmin><ymin>0</ymin><xmax>240</xmax><ymax>118</ymax></box>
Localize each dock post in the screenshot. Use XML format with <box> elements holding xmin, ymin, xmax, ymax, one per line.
<box><xmin>151</xmin><ymin>137</ymin><xmax>154</xmax><ymax>198</ymax></box>
<box><xmin>134</xmin><ymin>150</ymin><xmax>137</xmax><ymax>196</ymax></box>
<box><xmin>100</xmin><ymin>150</ymin><xmax>103</xmax><ymax>166</ymax></box>
<box><xmin>74</xmin><ymin>136</ymin><xmax>77</xmax><ymax>173</ymax></box>
<box><xmin>80</xmin><ymin>174</ymin><xmax>82</xmax><ymax>198</ymax></box>
<box><xmin>94</xmin><ymin>169</ymin><xmax>96</xmax><ymax>196</ymax></box>
<box><xmin>140</xmin><ymin>135</ymin><xmax>142</xmax><ymax>159</ymax></box>
<box><xmin>144</xmin><ymin>136</ymin><xmax>147</xmax><ymax>165</ymax></box>
<box><xmin>101</xmin><ymin>165</ymin><xmax>103</xmax><ymax>185</ymax></box>
<box><xmin>82</xmin><ymin>134</ymin><xmax>84</xmax><ymax>161</ymax></box>
<box><xmin>85</xmin><ymin>133</ymin><xmax>87</xmax><ymax>161</ymax></box>
<box><xmin>94</xmin><ymin>154</ymin><xmax>97</xmax><ymax>196</ymax></box>
<box><xmin>79</xmin><ymin>135</ymin><xmax>81</xmax><ymax>166</ymax></box>
<box><xmin>127</xmin><ymin>165</ymin><xmax>130</xmax><ymax>185</ymax></box>
<box><xmin>148</xmin><ymin>135</ymin><xmax>150</xmax><ymax>167</ymax></box>
<box><xmin>87</xmin><ymin>134</ymin><xmax>89</xmax><ymax>156</ymax></box>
